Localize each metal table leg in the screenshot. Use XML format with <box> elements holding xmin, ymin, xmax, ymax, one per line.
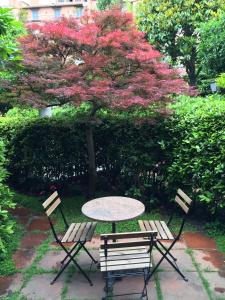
<box><xmin>112</xmin><ymin>222</ymin><xmax>116</xmax><ymax>242</ymax></box>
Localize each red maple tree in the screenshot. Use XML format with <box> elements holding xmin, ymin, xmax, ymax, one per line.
<box><xmin>17</xmin><ymin>8</ymin><xmax>190</xmax><ymax>197</ymax></box>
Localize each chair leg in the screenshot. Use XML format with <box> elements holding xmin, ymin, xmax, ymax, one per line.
<box><xmin>51</xmin><ymin>242</ymin><xmax>83</xmax><ymax>284</ymax></box>
<box><xmin>62</xmin><ymin>243</ymin><xmax>94</xmax><ymax>286</ymax></box>
<box><xmin>51</xmin><ymin>242</ymin><xmax>93</xmax><ymax>286</ymax></box>
<box><xmin>60</xmin><ymin>243</ymin><xmax>78</xmax><ymax>265</ymax></box>
<box><xmin>154</xmin><ymin>242</ymin><xmax>188</xmax><ymax>281</ymax></box>
<box><xmin>141</xmin><ymin>269</ymin><xmax>149</xmax><ymax>300</ymax></box>
<box><xmin>157</xmin><ymin>240</ymin><xmax>177</xmax><ymax>262</ymax></box>
<box><xmin>81</xmin><ymin>243</ymin><xmax>98</xmax><ymax>264</ymax></box>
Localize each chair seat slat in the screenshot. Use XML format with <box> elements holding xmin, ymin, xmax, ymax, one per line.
<box><xmin>61</xmin><ymin>223</ymin><xmax>76</xmax><ymax>243</ymax></box>
<box><xmin>149</xmin><ymin>221</ymin><xmax>159</xmax><ymax>238</ymax></box>
<box><xmin>79</xmin><ymin>222</ymin><xmax>93</xmax><ymax>241</ymax></box>
<box><xmin>85</xmin><ymin>222</ymin><xmax>97</xmax><ymax>241</ymax></box>
<box><xmin>67</xmin><ymin>223</ymin><xmax>81</xmax><ymax>242</ymax></box>
<box><xmin>73</xmin><ymin>222</ymin><xmax>87</xmax><ymax>241</ymax></box>
<box><xmin>160</xmin><ymin>221</ymin><xmax>174</xmax><ymax>240</ymax></box>
<box><xmin>138</xmin><ymin>220</ymin><xmax>146</xmax><ymax>231</ymax></box>
<box><xmin>154</xmin><ymin>220</ymin><xmax>168</xmax><ymax>240</ymax></box>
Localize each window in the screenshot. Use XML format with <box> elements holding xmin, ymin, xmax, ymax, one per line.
<box><xmin>54</xmin><ymin>7</ymin><xmax>61</xmax><ymax>18</ymax></box>
<box><xmin>31</xmin><ymin>9</ymin><xmax>39</xmax><ymax>21</ymax></box>
<box><xmin>75</xmin><ymin>7</ymin><xmax>83</xmax><ymax>18</ymax></box>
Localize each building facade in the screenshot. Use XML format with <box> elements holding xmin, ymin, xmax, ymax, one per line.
<box><xmin>0</xmin><ymin>0</ymin><xmax>97</xmax><ymax>22</ymax></box>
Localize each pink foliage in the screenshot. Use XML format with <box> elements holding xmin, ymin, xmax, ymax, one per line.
<box><xmin>17</xmin><ymin>8</ymin><xmax>191</xmax><ymax>109</ymax></box>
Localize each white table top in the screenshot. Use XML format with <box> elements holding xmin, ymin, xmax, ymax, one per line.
<box><xmin>82</xmin><ymin>196</ymin><xmax>145</xmax><ymax>222</ymax></box>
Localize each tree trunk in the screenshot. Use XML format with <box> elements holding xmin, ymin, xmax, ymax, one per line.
<box><xmin>86</xmin><ymin>124</ymin><xmax>96</xmax><ymax>199</ymax></box>
<box><xmin>186</xmin><ymin>47</ymin><xmax>197</xmax><ymax>86</ymax></box>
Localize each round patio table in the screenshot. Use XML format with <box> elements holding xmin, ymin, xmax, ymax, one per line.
<box><xmin>82</xmin><ymin>196</ymin><xmax>145</xmax><ymax>234</ymax></box>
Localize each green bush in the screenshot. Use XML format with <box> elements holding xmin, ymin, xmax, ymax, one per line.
<box><xmin>166</xmin><ymin>95</ymin><xmax>225</xmax><ymax>214</ymax></box>
<box><xmin>0</xmin><ymin>106</ymin><xmax>169</xmax><ymax>205</ymax></box>
<box><xmin>198</xmin><ymin>14</ymin><xmax>225</xmax><ymax>77</ymax></box>
<box><xmin>0</xmin><ymin>96</ymin><xmax>224</xmax><ymax>215</ymax></box>
<box><xmin>216</xmin><ymin>73</ymin><xmax>225</xmax><ymax>93</ymax></box>
<box><xmin>0</xmin><ymin>141</ymin><xmax>15</xmax><ymax>256</ymax></box>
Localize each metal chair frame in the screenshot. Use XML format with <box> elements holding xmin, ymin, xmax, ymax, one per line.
<box><xmin>100</xmin><ymin>231</ymin><xmax>157</xmax><ymax>300</ymax></box>
<box><xmin>43</xmin><ymin>191</ymin><xmax>98</xmax><ymax>285</ymax></box>
<box><xmin>139</xmin><ymin>189</ymin><xmax>192</xmax><ymax>282</ymax></box>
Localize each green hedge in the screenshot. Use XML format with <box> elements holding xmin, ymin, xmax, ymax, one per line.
<box><xmin>0</xmin><ymin>141</ymin><xmax>15</xmax><ymax>257</ymax></box>
<box><xmin>166</xmin><ymin>95</ymin><xmax>225</xmax><ymax>214</ymax></box>
<box><xmin>0</xmin><ymin>107</ymin><xmax>169</xmax><ymax>206</ymax></box>
<box><xmin>0</xmin><ymin>95</ymin><xmax>224</xmax><ymax>214</ymax></box>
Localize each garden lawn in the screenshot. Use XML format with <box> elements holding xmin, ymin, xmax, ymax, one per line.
<box><xmin>13</xmin><ymin>191</ymin><xmax>197</xmax><ymax>235</ymax></box>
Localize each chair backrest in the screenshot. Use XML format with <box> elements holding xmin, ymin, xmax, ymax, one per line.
<box><xmin>172</xmin><ymin>189</ymin><xmax>192</xmax><ymax>238</ymax></box>
<box><xmin>100</xmin><ymin>231</ymin><xmax>157</xmax><ymax>258</ymax></box>
<box><xmin>42</xmin><ymin>191</ymin><xmax>61</xmax><ymax>217</ymax></box>
<box><xmin>42</xmin><ymin>191</ymin><xmax>69</xmax><ymax>240</ymax></box>
<box><xmin>175</xmin><ymin>188</ymin><xmax>192</xmax><ymax>214</ymax></box>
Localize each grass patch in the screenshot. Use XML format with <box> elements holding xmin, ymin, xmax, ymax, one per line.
<box><xmin>154</xmin><ymin>271</ymin><xmax>163</xmax><ymax>300</ymax></box>
<box><xmin>21</xmin><ymin>237</ymin><xmax>52</xmax><ymax>287</ymax></box>
<box><xmin>61</xmin><ymin>285</ymin><xmax>68</xmax><ymax>300</ymax></box>
<box><xmin>13</xmin><ymin>191</ymin><xmax>197</xmax><ymax>236</ymax></box>
<box><xmin>204</xmin><ymin>222</ymin><xmax>225</xmax><ymax>254</ymax></box>
<box><xmin>187</xmin><ymin>248</ymin><xmax>214</xmax><ymax>300</ymax></box>
<box><xmin>2</xmin><ymin>292</ymin><xmax>28</xmax><ymax>300</ymax></box>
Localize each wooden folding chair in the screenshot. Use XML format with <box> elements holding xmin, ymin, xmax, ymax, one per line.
<box><xmin>99</xmin><ymin>231</ymin><xmax>157</xmax><ymax>300</ymax></box>
<box><xmin>42</xmin><ymin>191</ymin><xmax>98</xmax><ymax>285</ymax></box>
<box><xmin>138</xmin><ymin>188</ymin><xmax>192</xmax><ymax>281</ymax></box>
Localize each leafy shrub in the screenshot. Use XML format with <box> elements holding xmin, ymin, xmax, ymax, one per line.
<box><xmin>0</xmin><ymin>106</ymin><xmax>169</xmax><ymax>205</ymax></box>
<box><xmin>198</xmin><ymin>14</ymin><xmax>225</xmax><ymax>77</ymax></box>
<box><xmin>166</xmin><ymin>95</ymin><xmax>225</xmax><ymax>214</ymax></box>
<box><xmin>0</xmin><ymin>96</ymin><xmax>225</xmax><ymax>215</ymax></box>
<box><xmin>0</xmin><ymin>141</ymin><xmax>15</xmax><ymax>256</ymax></box>
<box><xmin>216</xmin><ymin>73</ymin><xmax>225</xmax><ymax>93</ymax></box>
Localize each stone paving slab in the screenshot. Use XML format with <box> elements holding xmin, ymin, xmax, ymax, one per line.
<box><xmin>162</xmin><ymin>239</ymin><xmax>187</xmax><ymax>249</ymax></box>
<box><xmin>153</xmin><ymin>249</ymin><xmax>195</xmax><ymax>272</ymax></box>
<box><xmin>66</xmin><ymin>272</ymin><xmax>105</xmax><ymax>300</ymax></box>
<box><xmin>13</xmin><ymin>248</ymin><xmax>36</xmax><ymax>269</ymax></box>
<box><xmin>183</xmin><ymin>232</ymin><xmax>217</xmax><ymax>250</ymax></box>
<box><xmin>113</xmin><ymin>276</ymin><xmax>157</xmax><ymax>300</ymax></box>
<box><xmin>203</xmin><ymin>271</ymin><xmax>225</xmax><ymax>299</ymax></box>
<box><xmin>21</xmin><ymin>274</ymin><xmax>65</xmax><ymax>300</ymax></box>
<box><xmin>193</xmin><ymin>249</ymin><xmax>225</xmax><ymax>272</ymax></box>
<box><xmin>38</xmin><ymin>250</ymin><xmax>65</xmax><ymax>270</ymax></box>
<box><xmin>77</xmin><ymin>250</ymin><xmax>99</xmax><ymax>271</ymax></box>
<box><xmin>0</xmin><ymin>273</ymin><xmax>23</xmax><ymax>297</ymax></box>
<box><xmin>27</xmin><ymin>216</ymin><xmax>51</xmax><ymax>231</ymax></box>
<box><xmin>13</xmin><ymin>233</ymin><xmax>47</xmax><ymax>269</ymax></box>
<box><xmin>159</xmin><ymin>271</ymin><xmax>209</xmax><ymax>300</ymax></box>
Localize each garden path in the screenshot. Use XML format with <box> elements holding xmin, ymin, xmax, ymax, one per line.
<box><xmin>0</xmin><ymin>207</ymin><xmax>225</xmax><ymax>300</ymax></box>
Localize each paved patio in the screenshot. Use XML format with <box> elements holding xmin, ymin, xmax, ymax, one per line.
<box><xmin>0</xmin><ymin>207</ymin><xmax>225</xmax><ymax>300</ymax></box>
